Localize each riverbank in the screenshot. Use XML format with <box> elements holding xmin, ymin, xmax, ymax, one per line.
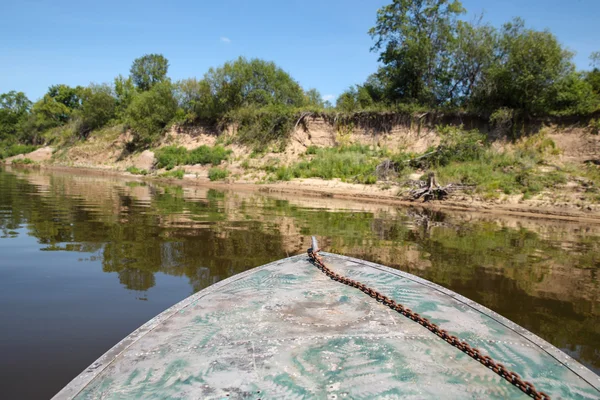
<box><xmin>4</xmin><ymin>161</ymin><xmax>600</xmax><ymax>225</ymax></box>
<box><xmin>2</xmin><ymin>115</ymin><xmax>599</xmax><ymax>223</ymax></box>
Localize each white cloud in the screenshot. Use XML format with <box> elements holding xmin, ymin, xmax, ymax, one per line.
<box><xmin>322</xmin><ymin>94</ymin><xmax>336</xmax><ymax>102</ymax></box>
<box><xmin>220</xmin><ymin>37</ymin><xmax>232</xmax><ymax>44</ymax></box>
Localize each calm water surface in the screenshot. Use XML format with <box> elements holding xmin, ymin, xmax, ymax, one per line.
<box><xmin>0</xmin><ymin>166</ymin><xmax>599</xmax><ymax>399</ymax></box>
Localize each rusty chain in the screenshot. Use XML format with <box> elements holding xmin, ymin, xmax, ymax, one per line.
<box><xmin>308</xmin><ymin>247</ymin><xmax>551</xmax><ymax>400</ymax></box>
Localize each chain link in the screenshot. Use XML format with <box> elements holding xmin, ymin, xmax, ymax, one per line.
<box><xmin>308</xmin><ymin>248</ymin><xmax>551</xmax><ymax>400</ymax></box>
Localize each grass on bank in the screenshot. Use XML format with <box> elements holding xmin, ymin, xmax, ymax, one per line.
<box><xmin>159</xmin><ymin>169</ymin><xmax>185</xmax><ymax>179</ymax></box>
<box><xmin>0</xmin><ymin>143</ymin><xmax>37</xmax><ymax>160</ymax></box>
<box><xmin>10</xmin><ymin>158</ymin><xmax>36</xmax><ymax>165</ymax></box>
<box><xmin>265</xmin><ymin>128</ymin><xmax>584</xmax><ymax>198</ymax></box>
<box><xmin>154</xmin><ymin>145</ymin><xmax>231</xmax><ymax>170</ymax></box>
<box><xmin>126</xmin><ymin>166</ymin><xmax>148</xmax><ymax>175</ymax></box>
<box><xmin>208</xmin><ymin>167</ymin><xmax>229</xmax><ymax>181</ymax></box>
<box><xmin>274</xmin><ymin>144</ymin><xmax>384</xmax><ymax>184</ymax></box>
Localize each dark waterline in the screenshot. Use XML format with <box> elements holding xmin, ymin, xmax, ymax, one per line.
<box><xmin>0</xmin><ymin>166</ymin><xmax>598</xmax><ymax>399</ymax></box>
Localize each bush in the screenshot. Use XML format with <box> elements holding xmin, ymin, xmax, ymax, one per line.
<box><xmin>411</xmin><ymin>126</ymin><xmax>487</xmax><ymax>169</ymax></box>
<box><xmin>126</xmin><ymin>166</ymin><xmax>148</xmax><ymax>175</ymax></box>
<box><xmin>208</xmin><ymin>167</ymin><xmax>229</xmax><ymax>181</ymax></box>
<box><xmin>227</xmin><ymin>104</ymin><xmax>296</xmax><ymax>148</ymax></box>
<box><xmin>126</xmin><ymin>81</ymin><xmax>177</xmax><ymax>147</ymax></box>
<box><xmin>155</xmin><ymin>145</ymin><xmax>231</xmax><ymax>170</ymax></box>
<box><xmin>0</xmin><ymin>143</ymin><xmax>37</xmax><ymax>159</ymax></box>
<box><xmin>11</xmin><ymin>157</ymin><xmax>35</xmax><ymax>165</ymax></box>
<box><xmin>159</xmin><ymin>169</ymin><xmax>184</xmax><ymax>179</ymax></box>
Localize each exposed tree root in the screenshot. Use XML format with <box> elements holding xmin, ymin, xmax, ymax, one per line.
<box><xmin>410</xmin><ymin>172</ymin><xmax>474</xmax><ymax>202</ymax></box>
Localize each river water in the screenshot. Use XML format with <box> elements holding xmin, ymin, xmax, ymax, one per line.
<box><xmin>0</xmin><ymin>166</ymin><xmax>598</xmax><ymax>399</ymax></box>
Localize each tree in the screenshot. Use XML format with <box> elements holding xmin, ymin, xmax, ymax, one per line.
<box><xmin>369</xmin><ymin>0</ymin><xmax>465</xmax><ymax>105</ymax></box>
<box><xmin>586</xmin><ymin>52</ymin><xmax>600</xmax><ymax>96</ymax></box>
<box><xmin>475</xmin><ymin>18</ymin><xmax>576</xmax><ymax>116</ymax></box>
<box><xmin>78</xmin><ymin>84</ymin><xmax>117</xmax><ymax>135</ymax></box>
<box><xmin>125</xmin><ymin>80</ymin><xmax>177</xmax><ymax>146</ymax></box>
<box><xmin>305</xmin><ymin>88</ymin><xmax>324</xmax><ymax>108</ymax></box>
<box><xmin>114</xmin><ymin>75</ymin><xmax>137</xmax><ymax>118</ymax></box>
<box><xmin>200</xmin><ymin>57</ymin><xmax>306</xmax><ymax>119</ymax></box>
<box><xmin>336</xmin><ymin>88</ymin><xmax>359</xmax><ymax>112</ymax></box>
<box><xmin>130</xmin><ymin>54</ymin><xmax>169</xmax><ymax>91</ymax></box>
<box><xmin>173</xmin><ymin>78</ymin><xmax>211</xmax><ymax>122</ymax></box>
<box><xmin>446</xmin><ymin>19</ymin><xmax>497</xmax><ymax>107</ymax></box>
<box><xmin>0</xmin><ymin>91</ymin><xmax>31</xmax><ymax>141</ymax></box>
<box><xmin>47</xmin><ymin>84</ymin><xmax>83</xmax><ymax>110</ymax></box>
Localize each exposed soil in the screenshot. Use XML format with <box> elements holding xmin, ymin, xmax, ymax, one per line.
<box><xmin>3</xmin><ymin>116</ymin><xmax>600</xmax><ymax>223</ymax></box>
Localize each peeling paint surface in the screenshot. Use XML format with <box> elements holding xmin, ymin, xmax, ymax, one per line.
<box><xmin>55</xmin><ymin>254</ymin><xmax>600</xmax><ymax>399</ymax></box>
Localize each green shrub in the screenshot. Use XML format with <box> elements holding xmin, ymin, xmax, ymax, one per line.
<box><xmin>208</xmin><ymin>167</ymin><xmax>229</xmax><ymax>181</ymax></box>
<box><xmin>159</xmin><ymin>169</ymin><xmax>184</xmax><ymax>179</ymax></box>
<box><xmin>0</xmin><ymin>143</ymin><xmax>37</xmax><ymax>159</ymax></box>
<box><xmin>305</xmin><ymin>145</ymin><xmax>318</xmax><ymax>155</ymax></box>
<box><xmin>126</xmin><ymin>166</ymin><xmax>148</xmax><ymax>175</ymax></box>
<box><xmin>426</xmin><ymin>126</ymin><xmax>487</xmax><ymax>167</ymax></box>
<box><xmin>227</xmin><ymin>104</ymin><xmax>296</xmax><ymax>148</ymax></box>
<box><xmin>187</xmin><ymin>145</ymin><xmax>231</xmax><ymax>165</ymax></box>
<box><xmin>12</xmin><ymin>157</ymin><xmax>35</xmax><ymax>165</ymax></box>
<box><xmin>155</xmin><ymin>145</ymin><xmax>231</xmax><ymax>169</ymax></box>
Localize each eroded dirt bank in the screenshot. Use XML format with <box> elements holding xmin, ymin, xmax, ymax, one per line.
<box><xmin>3</xmin><ymin>115</ymin><xmax>600</xmax><ymax>222</ymax></box>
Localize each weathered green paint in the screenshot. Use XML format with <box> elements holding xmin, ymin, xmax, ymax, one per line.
<box><xmin>54</xmin><ymin>254</ymin><xmax>600</xmax><ymax>399</ymax></box>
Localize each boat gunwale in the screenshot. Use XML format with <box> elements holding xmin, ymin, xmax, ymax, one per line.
<box><xmin>52</xmin><ymin>253</ymin><xmax>600</xmax><ymax>399</ymax></box>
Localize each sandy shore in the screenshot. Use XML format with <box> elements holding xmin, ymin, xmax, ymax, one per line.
<box><xmin>5</xmin><ymin>162</ymin><xmax>600</xmax><ymax>224</ymax></box>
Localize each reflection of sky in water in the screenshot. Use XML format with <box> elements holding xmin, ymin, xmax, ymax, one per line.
<box><xmin>0</xmin><ymin>167</ymin><xmax>599</xmax><ymax>398</ymax></box>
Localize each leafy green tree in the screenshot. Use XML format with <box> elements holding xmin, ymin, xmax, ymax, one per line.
<box><xmin>125</xmin><ymin>80</ymin><xmax>177</xmax><ymax>146</ymax></box>
<box><xmin>129</xmin><ymin>54</ymin><xmax>169</xmax><ymax>91</ymax></box>
<box><xmin>549</xmin><ymin>72</ymin><xmax>597</xmax><ymax>115</ymax></box>
<box><xmin>447</xmin><ymin>20</ymin><xmax>497</xmax><ymax>107</ymax></box>
<box><xmin>16</xmin><ymin>96</ymin><xmax>68</xmax><ymax>144</ymax></box>
<box><xmin>78</xmin><ymin>84</ymin><xmax>117</xmax><ymax>135</ymax></box>
<box><xmin>200</xmin><ymin>57</ymin><xmax>306</xmax><ymax>120</ymax></box>
<box><xmin>173</xmin><ymin>78</ymin><xmax>211</xmax><ymax>122</ymax></box>
<box><xmin>114</xmin><ymin>75</ymin><xmax>137</xmax><ymax>118</ymax></box>
<box><xmin>47</xmin><ymin>84</ymin><xmax>84</xmax><ymax>111</ymax></box>
<box><xmin>0</xmin><ymin>91</ymin><xmax>31</xmax><ymax>141</ymax></box>
<box><xmin>304</xmin><ymin>88</ymin><xmax>324</xmax><ymax>108</ymax></box>
<box><xmin>476</xmin><ymin>18</ymin><xmax>576</xmax><ymax>116</ymax></box>
<box><xmin>336</xmin><ymin>88</ymin><xmax>359</xmax><ymax>112</ymax></box>
<box><xmin>335</xmin><ymin>77</ymin><xmax>385</xmax><ymax>112</ymax></box>
<box><xmin>586</xmin><ymin>52</ymin><xmax>600</xmax><ymax>96</ymax></box>
<box><xmin>369</xmin><ymin>0</ymin><xmax>465</xmax><ymax>105</ymax></box>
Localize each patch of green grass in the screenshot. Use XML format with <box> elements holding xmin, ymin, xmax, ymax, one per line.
<box><xmin>433</xmin><ymin>149</ymin><xmax>567</xmax><ymax>197</ymax></box>
<box><xmin>305</xmin><ymin>145</ymin><xmax>318</xmax><ymax>155</ymax></box>
<box><xmin>240</xmin><ymin>160</ymin><xmax>251</xmax><ymax>170</ymax></box>
<box><xmin>273</xmin><ymin>145</ymin><xmax>381</xmax><ymax>184</ymax></box>
<box><xmin>155</xmin><ymin>145</ymin><xmax>231</xmax><ymax>170</ymax></box>
<box><xmin>159</xmin><ymin>169</ymin><xmax>185</xmax><ymax>179</ymax></box>
<box><xmin>208</xmin><ymin>167</ymin><xmax>229</xmax><ymax>181</ymax></box>
<box><xmin>11</xmin><ymin>157</ymin><xmax>35</xmax><ymax>165</ymax></box>
<box><xmin>126</xmin><ymin>166</ymin><xmax>148</xmax><ymax>175</ymax></box>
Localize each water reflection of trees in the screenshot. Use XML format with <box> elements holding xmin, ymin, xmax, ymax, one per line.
<box><xmin>1</xmin><ymin>168</ymin><xmax>599</xmax><ymax>372</ymax></box>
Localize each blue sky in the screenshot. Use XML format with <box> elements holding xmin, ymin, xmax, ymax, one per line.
<box><xmin>1</xmin><ymin>0</ymin><xmax>598</xmax><ymax>102</ymax></box>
